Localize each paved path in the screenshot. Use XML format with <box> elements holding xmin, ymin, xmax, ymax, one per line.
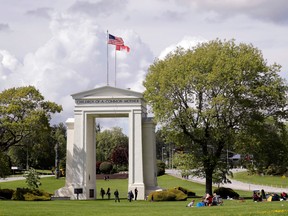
<box><xmin>166</xmin><ymin>169</ymin><xmax>287</xmax><ymax>193</ymax></box>
<box><xmin>0</xmin><ymin>175</ymin><xmax>54</xmax><ymax>183</ymax></box>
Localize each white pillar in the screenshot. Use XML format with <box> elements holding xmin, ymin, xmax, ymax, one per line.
<box><xmin>142</xmin><ymin>117</ymin><xmax>158</xmax><ymax>195</ymax></box>
<box><xmin>128</xmin><ymin>110</ymin><xmax>145</xmax><ymax>199</ymax></box>
<box><xmin>84</xmin><ymin>114</ymin><xmax>96</xmax><ymax>199</ymax></box>
<box><xmin>65</xmin><ymin>118</ymin><xmax>75</xmax><ymax>187</ymax></box>
<box><xmin>70</xmin><ymin>111</ymin><xmax>85</xmax><ymax>199</ymax></box>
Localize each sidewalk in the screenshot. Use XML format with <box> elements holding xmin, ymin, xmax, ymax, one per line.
<box><xmin>0</xmin><ymin>175</ymin><xmax>55</xmax><ymax>183</ymax></box>
<box><xmin>166</xmin><ymin>169</ymin><xmax>287</xmax><ymax>193</ymax></box>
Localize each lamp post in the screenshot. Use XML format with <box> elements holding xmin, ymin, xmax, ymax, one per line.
<box><xmin>26</xmin><ymin>142</ymin><xmax>29</xmax><ymax>170</ymax></box>
<box><xmin>171</xmin><ymin>148</ymin><xmax>175</xmax><ymax>170</ymax></box>
<box><xmin>162</xmin><ymin>147</ymin><xmax>165</xmax><ymax>162</ymax></box>
<box><xmin>55</xmin><ymin>142</ymin><xmax>60</xmax><ymax>179</ymax></box>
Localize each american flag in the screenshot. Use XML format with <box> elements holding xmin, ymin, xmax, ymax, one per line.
<box><xmin>108</xmin><ymin>34</ymin><xmax>124</xmax><ymax>45</ymax></box>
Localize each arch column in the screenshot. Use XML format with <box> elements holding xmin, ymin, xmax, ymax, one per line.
<box><xmin>128</xmin><ymin>110</ymin><xmax>145</xmax><ymax>199</ymax></box>
<box><xmin>83</xmin><ymin>114</ymin><xmax>96</xmax><ymax>199</ymax></box>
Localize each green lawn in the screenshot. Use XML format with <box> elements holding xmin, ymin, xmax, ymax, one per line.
<box><xmin>232</xmin><ymin>171</ymin><xmax>288</xmax><ymax>188</ymax></box>
<box><xmin>1</xmin><ymin>174</ymin><xmax>288</xmax><ymax>216</ymax></box>
<box><xmin>1</xmin><ymin>194</ymin><xmax>287</xmax><ymax>216</ymax></box>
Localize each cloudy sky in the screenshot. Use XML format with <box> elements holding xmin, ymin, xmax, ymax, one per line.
<box><xmin>0</xmin><ymin>0</ymin><xmax>288</xmax><ymax>129</ymax></box>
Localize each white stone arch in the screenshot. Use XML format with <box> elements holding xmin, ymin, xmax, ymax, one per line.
<box><xmin>55</xmin><ymin>86</ymin><xmax>159</xmax><ymax>200</ymax></box>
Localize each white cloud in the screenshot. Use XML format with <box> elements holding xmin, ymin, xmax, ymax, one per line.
<box><xmin>68</xmin><ymin>0</ymin><xmax>128</xmax><ymax>18</ymax></box>
<box><xmin>0</xmin><ymin>23</ymin><xmax>11</xmax><ymax>32</ymax></box>
<box><xmin>26</xmin><ymin>7</ymin><xmax>53</xmax><ymax>19</ymax></box>
<box><xmin>1</xmin><ymin>0</ymin><xmax>288</xmax><ymax>127</ymax></box>
<box><xmin>0</xmin><ymin>50</ymin><xmax>21</xmax><ymax>83</ymax></box>
<box><xmin>184</xmin><ymin>0</ymin><xmax>288</xmax><ymax>24</ymax></box>
<box><xmin>158</xmin><ymin>36</ymin><xmax>207</xmax><ymax>60</ymax></box>
<box><xmin>0</xmin><ymin>11</ymin><xmax>154</xmax><ymax>124</ymax></box>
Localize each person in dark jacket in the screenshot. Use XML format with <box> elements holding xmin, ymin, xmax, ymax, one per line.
<box><xmin>128</xmin><ymin>190</ymin><xmax>134</xmax><ymax>202</ymax></box>
<box><xmin>106</xmin><ymin>187</ymin><xmax>111</xmax><ymax>199</ymax></box>
<box><xmin>100</xmin><ymin>188</ymin><xmax>105</xmax><ymax>199</ymax></box>
<box><xmin>114</xmin><ymin>189</ymin><xmax>120</xmax><ymax>202</ymax></box>
<box><xmin>134</xmin><ymin>188</ymin><xmax>138</xmax><ymax>200</ymax></box>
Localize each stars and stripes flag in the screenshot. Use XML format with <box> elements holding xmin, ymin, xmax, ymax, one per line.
<box><xmin>108</xmin><ymin>34</ymin><xmax>124</xmax><ymax>45</ymax></box>
<box><xmin>106</xmin><ymin>31</ymin><xmax>131</xmax><ymax>86</ymax></box>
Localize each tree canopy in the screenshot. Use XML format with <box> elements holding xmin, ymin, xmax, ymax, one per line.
<box><xmin>96</xmin><ymin>126</ymin><xmax>128</xmax><ymax>164</ymax></box>
<box><xmin>0</xmin><ymin>86</ymin><xmax>62</xmax><ymax>152</ymax></box>
<box><xmin>143</xmin><ymin>39</ymin><xmax>288</xmax><ymax>194</ymax></box>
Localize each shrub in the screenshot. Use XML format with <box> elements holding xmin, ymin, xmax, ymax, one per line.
<box><xmin>214</xmin><ymin>187</ymin><xmax>239</xmax><ymax>199</ymax></box>
<box><xmin>147</xmin><ymin>190</ymin><xmax>176</xmax><ymax>201</ymax></box>
<box><xmin>157</xmin><ymin>160</ymin><xmax>165</xmax><ymax>176</ymax></box>
<box><xmin>24</xmin><ymin>168</ymin><xmax>41</xmax><ymax>189</ymax></box>
<box><xmin>99</xmin><ymin>161</ymin><xmax>113</xmax><ymax>174</ymax></box>
<box><xmin>114</xmin><ymin>164</ymin><xmax>128</xmax><ymax>173</ymax></box>
<box><xmin>0</xmin><ymin>189</ymin><xmax>14</xmax><ymax>200</ymax></box>
<box><xmin>168</xmin><ymin>188</ymin><xmax>188</xmax><ymax>201</ymax></box>
<box><xmin>24</xmin><ymin>193</ymin><xmax>51</xmax><ymax>201</ymax></box>
<box><xmin>176</xmin><ymin>186</ymin><xmax>196</xmax><ymax>197</ymax></box>
<box><xmin>147</xmin><ymin>188</ymin><xmax>187</xmax><ymax>201</ymax></box>
<box><xmin>96</xmin><ymin>161</ymin><xmax>102</xmax><ymax>174</ymax></box>
<box><xmin>12</xmin><ymin>188</ymin><xmax>52</xmax><ymax>201</ymax></box>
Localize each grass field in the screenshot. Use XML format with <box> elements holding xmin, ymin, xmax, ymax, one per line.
<box><xmin>1</xmin><ymin>198</ymin><xmax>288</xmax><ymax>216</ymax></box>
<box><xmin>1</xmin><ymin>174</ymin><xmax>288</xmax><ymax>216</ymax></box>
<box><xmin>233</xmin><ymin>171</ymin><xmax>288</xmax><ymax>188</ymax></box>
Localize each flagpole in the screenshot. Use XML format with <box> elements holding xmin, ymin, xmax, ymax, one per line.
<box><xmin>115</xmin><ymin>48</ymin><xmax>117</xmax><ymax>87</ymax></box>
<box><xmin>106</xmin><ymin>30</ymin><xmax>109</xmax><ymax>86</ymax></box>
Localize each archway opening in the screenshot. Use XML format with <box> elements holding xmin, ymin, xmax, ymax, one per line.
<box><xmin>94</xmin><ymin>117</ymin><xmax>129</xmax><ymax>200</ymax></box>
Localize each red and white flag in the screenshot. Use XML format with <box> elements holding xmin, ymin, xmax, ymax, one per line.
<box><xmin>116</xmin><ymin>44</ymin><xmax>130</xmax><ymax>53</ymax></box>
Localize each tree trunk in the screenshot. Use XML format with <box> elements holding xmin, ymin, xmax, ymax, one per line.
<box><xmin>205</xmin><ymin>169</ymin><xmax>213</xmax><ymax>195</ymax></box>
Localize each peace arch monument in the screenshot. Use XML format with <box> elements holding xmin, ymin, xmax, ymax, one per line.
<box><xmin>55</xmin><ymin>86</ymin><xmax>159</xmax><ymax>200</ymax></box>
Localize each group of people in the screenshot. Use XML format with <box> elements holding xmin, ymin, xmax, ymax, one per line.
<box><xmin>100</xmin><ymin>188</ymin><xmax>120</xmax><ymax>202</ymax></box>
<box><xmin>252</xmin><ymin>190</ymin><xmax>265</xmax><ymax>202</ymax></box>
<box><xmin>186</xmin><ymin>193</ymin><xmax>223</xmax><ymax>207</ymax></box>
<box><xmin>100</xmin><ymin>187</ymin><xmax>138</xmax><ymax>202</ymax></box>
<box><xmin>253</xmin><ymin>189</ymin><xmax>288</xmax><ymax>202</ymax></box>
<box><xmin>103</xmin><ymin>176</ymin><xmax>110</xmax><ymax>181</ymax></box>
<box><xmin>100</xmin><ymin>187</ymin><xmax>111</xmax><ymax>199</ymax></box>
<box><xmin>128</xmin><ymin>188</ymin><xmax>138</xmax><ymax>202</ymax></box>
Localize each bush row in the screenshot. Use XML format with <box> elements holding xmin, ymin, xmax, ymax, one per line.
<box><xmin>0</xmin><ymin>188</ymin><xmax>52</xmax><ymax>201</ymax></box>
<box><xmin>147</xmin><ymin>186</ymin><xmax>196</xmax><ymax>201</ymax></box>
<box><xmin>147</xmin><ymin>186</ymin><xmax>240</xmax><ymax>201</ymax></box>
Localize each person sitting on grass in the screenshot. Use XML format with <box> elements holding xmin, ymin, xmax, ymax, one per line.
<box><xmin>212</xmin><ymin>193</ymin><xmax>223</xmax><ymax>206</ymax></box>
<box><xmin>186</xmin><ymin>199</ymin><xmax>195</xmax><ymax>207</ymax></box>
<box><xmin>204</xmin><ymin>193</ymin><xmax>213</xmax><ymax>206</ymax></box>
<box><xmin>196</xmin><ymin>198</ymin><xmax>205</xmax><ymax>207</ymax></box>
<box><xmin>253</xmin><ymin>191</ymin><xmax>262</xmax><ymax>202</ymax></box>
<box><xmin>281</xmin><ymin>192</ymin><xmax>287</xmax><ymax>201</ymax></box>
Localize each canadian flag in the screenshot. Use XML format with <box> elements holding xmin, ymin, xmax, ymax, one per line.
<box><xmin>116</xmin><ymin>44</ymin><xmax>130</xmax><ymax>53</ymax></box>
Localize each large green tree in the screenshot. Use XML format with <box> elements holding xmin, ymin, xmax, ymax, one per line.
<box><xmin>96</xmin><ymin>127</ymin><xmax>128</xmax><ymax>163</ymax></box>
<box><xmin>143</xmin><ymin>39</ymin><xmax>288</xmax><ymax>194</ymax></box>
<box><xmin>0</xmin><ymin>86</ymin><xmax>62</xmax><ymax>152</ymax></box>
<box><xmin>236</xmin><ymin>118</ymin><xmax>288</xmax><ymax>175</ymax></box>
<box><xmin>7</xmin><ymin>122</ymin><xmax>67</xmax><ymax>171</ymax></box>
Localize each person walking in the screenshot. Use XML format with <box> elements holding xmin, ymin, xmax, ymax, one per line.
<box><xmin>128</xmin><ymin>190</ymin><xmax>134</xmax><ymax>202</ymax></box>
<box><xmin>134</xmin><ymin>188</ymin><xmax>138</xmax><ymax>200</ymax></box>
<box><xmin>114</xmin><ymin>189</ymin><xmax>120</xmax><ymax>202</ymax></box>
<box><xmin>106</xmin><ymin>187</ymin><xmax>111</xmax><ymax>200</ymax></box>
<box><xmin>100</xmin><ymin>188</ymin><xmax>105</xmax><ymax>199</ymax></box>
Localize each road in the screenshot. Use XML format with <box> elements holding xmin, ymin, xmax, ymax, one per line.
<box><xmin>0</xmin><ymin>175</ymin><xmax>54</xmax><ymax>183</ymax></box>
